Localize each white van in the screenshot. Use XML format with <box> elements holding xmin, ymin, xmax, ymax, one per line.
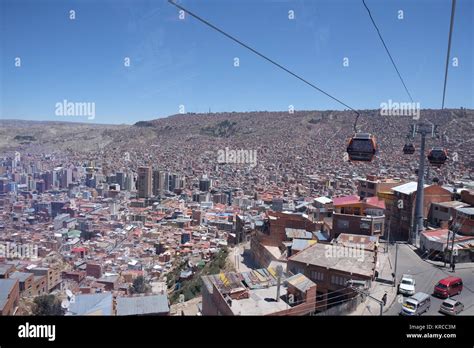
<box><xmin>400</xmin><ymin>292</ymin><xmax>431</xmax><ymax>316</ymax></box>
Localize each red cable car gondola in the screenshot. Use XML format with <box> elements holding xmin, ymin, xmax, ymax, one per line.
<box><xmin>403</xmin><ymin>143</ymin><xmax>415</xmax><ymax>155</ymax></box>
<box><xmin>428</xmin><ymin>147</ymin><xmax>448</xmax><ymax>166</ymax></box>
<box><xmin>346</xmin><ymin>133</ymin><xmax>377</xmax><ymax>162</ymax></box>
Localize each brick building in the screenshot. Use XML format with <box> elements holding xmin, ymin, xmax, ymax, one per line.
<box><xmin>201</xmin><ymin>268</ymin><xmax>317</xmax><ymax>316</ymax></box>
<box><xmin>0</xmin><ymin>264</ymin><xmax>14</xmax><ymax>279</ymax></box>
<box><xmin>428</xmin><ymin>201</ymin><xmax>469</xmax><ymax>228</ymax></box>
<box><xmin>460</xmin><ymin>190</ymin><xmax>474</xmax><ymax>206</ymax></box>
<box><xmin>332</xmin><ymin>195</ymin><xmax>385</xmax><ymax>239</ymax></box>
<box><xmin>287</xmin><ymin>243</ymin><xmax>376</xmax><ymax>311</ymax></box>
<box><xmin>0</xmin><ymin>279</ymin><xmax>20</xmax><ymax>315</ymax></box>
<box><xmin>388</xmin><ymin>182</ymin><xmax>452</xmax><ymax>241</ymax></box>
<box><xmin>250</xmin><ymin>211</ymin><xmax>319</xmax><ymax>268</ymax></box>
<box><xmin>32</xmin><ymin>275</ymin><xmax>47</xmax><ymax>296</ymax></box>
<box><xmin>30</xmin><ymin>267</ymin><xmax>61</xmax><ymax>292</ymax></box>
<box><xmin>86</xmin><ymin>262</ymin><xmax>103</xmax><ymax>279</ymax></box>
<box><xmin>96</xmin><ymin>275</ymin><xmax>119</xmax><ymax>291</ymax></box>
<box><xmin>9</xmin><ymin>272</ymin><xmax>34</xmax><ymax>297</ymax></box>
<box><xmin>312</xmin><ymin>197</ymin><xmax>334</xmax><ymax>222</ymax></box>
<box><xmin>452</xmin><ymin>207</ymin><xmax>474</xmax><ymax>236</ymax></box>
<box><xmin>62</xmin><ymin>270</ymin><xmax>86</xmax><ymax>283</ymax></box>
<box><xmin>357</xmin><ymin>175</ymin><xmax>403</xmax><ymax>199</ymax></box>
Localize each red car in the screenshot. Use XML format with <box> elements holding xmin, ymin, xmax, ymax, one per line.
<box><xmin>434</xmin><ymin>277</ymin><xmax>463</xmax><ymax>298</ymax></box>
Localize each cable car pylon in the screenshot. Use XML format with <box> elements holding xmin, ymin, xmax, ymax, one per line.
<box><xmin>411</xmin><ymin>122</ymin><xmax>437</xmax><ymax>246</ymax></box>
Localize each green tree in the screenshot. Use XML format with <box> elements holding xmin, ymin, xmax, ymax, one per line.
<box><xmin>170</xmin><ymin>248</ymin><xmax>230</xmax><ymax>304</ymax></box>
<box><xmin>32</xmin><ymin>295</ymin><xmax>64</xmax><ymax>316</ymax></box>
<box><xmin>130</xmin><ymin>275</ymin><xmax>150</xmax><ymax>294</ymax></box>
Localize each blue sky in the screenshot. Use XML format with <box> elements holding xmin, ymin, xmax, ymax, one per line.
<box><xmin>1</xmin><ymin>0</ymin><xmax>472</xmax><ymax>124</ymax></box>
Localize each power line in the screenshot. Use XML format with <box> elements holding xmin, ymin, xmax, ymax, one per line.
<box><xmin>279</xmin><ymin>286</ymin><xmax>360</xmax><ymax>308</ymax></box>
<box><xmin>441</xmin><ymin>0</ymin><xmax>457</xmax><ymax>109</ymax></box>
<box><xmin>279</xmin><ymin>292</ymin><xmax>361</xmax><ymax>316</ymax></box>
<box><xmin>168</xmin><ymin>0</ymin><xmax>361</xmax><ymax>121</ymax></box>
<box><xmin>296</xmin><ymin>293</ymin><xmax>361</xmax><ymax>316</ymax></box>
<box><xmin>362</xmin><ymin>0</ymin><xmax>414</xmax><ymax>103</ymax></box>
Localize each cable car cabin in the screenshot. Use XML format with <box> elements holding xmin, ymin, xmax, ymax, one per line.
<box><xmin>428</xmin><ymin>147</ymin><xmax>448</xmax><ymax>166</ymax></box>
<box><xmin>403</xmin><ymin>143</ymin><xmax>415</xmax><ymax>155</ymax></box>
<box><xmin>346</xmin><ymin>133</ymin><xmax>377</xmax><ymax>162</ymax></box>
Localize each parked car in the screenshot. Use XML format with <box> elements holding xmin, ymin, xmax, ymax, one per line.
<box><xmin>398</xmin><ymin>274</ymin><xmax>416</xmax><ymax>296</ymax></box>
<box><xmin>400</xmin><ymin>292</ymin><xmax>431</xmax><ymax>316</ymax></box>
<box><xmin>433</xmin><ymin>277</ymin><xmax>463</xmax><ymax>298</ymax></box>
<box><xmin>439</xmin><ymin>299</ymin><xmax>464</xmax><ymax>315</ymax></box>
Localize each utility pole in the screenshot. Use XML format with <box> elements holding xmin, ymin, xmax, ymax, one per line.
<box><xmin>385</xmin><ymin>221</ymin><xmax>391</xmax><ymax>253</ymax></box>
<box><xmin>393</xmin><ymin>242</ymin><xmax>399</xmax><ymax>288</ymax></box>
<box><xmin>444</xmin><ymin>230</ymin><xmax>450</xmax><ymax>268</ymax></box>
<box><xmin>413</xmin><ymin>131</ymin><xmax>426</xmax><ymax>246</ymax></box>
<box><xmin>275</xmin><ymin>265</ymin><xmax>283</xmax><ymax>302</ymax></box>
<box><xmin>450</xmin><ymin>227</ymin><xmax>456</xmax><ymax>271</ymax></box>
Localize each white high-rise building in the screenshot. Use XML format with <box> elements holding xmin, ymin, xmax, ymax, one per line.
<box><xmin>12</xmin><ymin>151</ymin><xmax>21</xmax><ymax>168</ymax></box>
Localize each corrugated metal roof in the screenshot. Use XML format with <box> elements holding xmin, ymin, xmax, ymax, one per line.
<box><xmin>291</xmin><ymin>238</ymin><xmax>317</xmax><ymax>251</ymax></box>
<box><xmin>315</xmin><ymin>231</ymin><xmax>329</xmax><ymax>241</ymax></box>
<box><xmin>9</xmin><ymin>272</ymin><xmax>33</xmax><ymax>282</ymax></box>
<box><xmin>435</xmin><ymin>201</ymin><xmax>469</xmax><ymax>208</ymax></box>
<box><xmin>285</xmin><ymin>228</ymin><xmax>313</xmax><ymax>239</ymax></box>
<box><xmin>116</xmin><ymin>294</ymin><xmax>169</xmax><ymax>316</ymax></box>
<box><xmin>0</xmin><ymin>279</ymin><xmax>17</xmax><ymax>301</ymax></box>
<box><xmin>241</xmin><ymin>268</ymin><xmax>278</xmax><ymax>289</ymax></box>
<box><xmin>67</xmin><ymin>293</ymin><xmax>113</xmax><ymax>316</ymax></box>
<box><xmin>0</xmin><ymin>264</ymin><xmax>14</xmax><ymax>275</ymax></box>
<box><xmin>456</xmin><ymin>207</ymin><xmax>474</xmax><ymax>215</ymax></box>
<box><xmin>333</xmin><ymin>195</ymin><xmax>360</xmax><ymax>206</ymax></box>
<box><xmin>285</xmin><ymin>273</ymin><xmax>316</xmax><ymax>293</ymax></box>
<box><xmin>391</xmin><ymin>182</ymin><xmax>428</xmax><ymax>195</ymax></box>
<box><xmin>315</xmin><ymin>196</ymin><xmax>332</xmax><ymax>204</ymax></box>
<box><xmin>288</xmin><ymin>243</ymin><xmax>375</xmax><ymax>277</ymax></box>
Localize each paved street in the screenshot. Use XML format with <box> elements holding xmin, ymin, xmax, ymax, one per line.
<box><xmin>385</xmin><ymin>243</ymin><xmax>474</xmax><ymax>316</ymax></box>
<box><xmin>228</xmin><ymin>241</ymin><xmax>474</xmax><ymax>316</ymax></box>
<box><xmin>227</xmin><ymin>241</ymin><xmax>254</xmax><ymax>273</ymax></box>
<box><xmin>350</xmin><ymin>247</ymin><xmax>398</xmax><ymax>316</ymax></box>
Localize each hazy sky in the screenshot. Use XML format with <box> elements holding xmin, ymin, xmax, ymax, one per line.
<box><xmin>1</xmin><ymin>0</ymin><xmax>472</xmax><ymax>124</ymax></box>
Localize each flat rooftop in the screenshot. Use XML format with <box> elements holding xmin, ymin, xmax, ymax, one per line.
<box><xmin>264</xmin><ymin>245</ymin><xmax>282</xmax><ymax>259</ymax></box>
<box><xmin>201</xmin><ymin>268</ymin><xmax>311</xmax><ymax>315</ymax></box>
<box><xmin>9</xmin><ymin>272</ymin><xmax>33</xmax><ymax>282</ymax></box>
<box><xmin>0</xmin><ymin>264</ymin><xmax>14</xmax><ymax>276</ymax></box>
<box><xmin>202</xmin><ymin>268</ymin><xmax>313</xmax><ymax>315</ymax></box>
<box><xmin>289</xmin><ymin>243</ymin><xmax>375</xmax><ymax>278</ymax></box>
<box><xmin>457</xmin><ymin>207</ymin><xmax>474</xmax><ymax>215</ymax></box>
<box><xmin>0</xmin><ymin>279</ymin><xmax>18</xmax><ymax>308</ymax></box>
<box><xmin>434</xmin><ymin>201</ymin><xmax>469</xmax><ymax>208</ymax></box>
<box><xmin>230</xmin><ymin>286</ymin><xmax>288</xmax><ymax>315</ymax></box>
<box><xmin>336</xmin><ymin>233</ymin><xmax>378</xmax><ymax>250</ymax></box>
<box><xmin>422</xmin><ymin>229</ymin><xmax>474</xmax><ymax>248</ymax></box>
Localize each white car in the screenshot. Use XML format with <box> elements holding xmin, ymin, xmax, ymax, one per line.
<box><xmin>398</xmin><ymin>274</ymin><xmax>416</xmax><ymax>296</ymax></box>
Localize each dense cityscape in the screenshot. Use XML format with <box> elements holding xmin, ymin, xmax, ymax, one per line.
<box><xmin>1</xmin><ymin>1</ymin><xmax>473</xmax><ymax>346</ymax></box>
<box><xmin>0</xmin><ymin>108</ymin><xmax>473</xmax><ymax>316</ymax></box>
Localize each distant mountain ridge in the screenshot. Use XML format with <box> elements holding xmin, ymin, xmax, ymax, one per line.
<box><xmin>1</xmin><ymin>109</ymin><xmax>473</xmax><ymax>169</ymax></box>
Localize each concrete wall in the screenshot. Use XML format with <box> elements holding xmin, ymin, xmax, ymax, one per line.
<box><xmin>250</xmin><ymin>235</ymin><xmax>280</xmax><ymax>268</ymax></box>
<box><xmin>30</xmin><ymin>267</ymin><xmax>61</xmax><ymax>292</ymax></box>
<box><xmin>269</xmin><ymin>286</ymin><xmax>317</xmax><ymax>316</ymax></box>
